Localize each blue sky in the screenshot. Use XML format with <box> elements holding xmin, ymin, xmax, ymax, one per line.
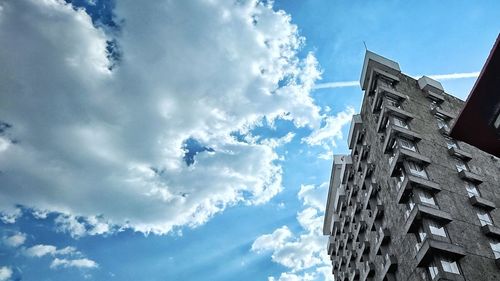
<box><xmin>0</xmin><ymin>1</ymin><xmax>499</xmax><ymax>280</ymax></box>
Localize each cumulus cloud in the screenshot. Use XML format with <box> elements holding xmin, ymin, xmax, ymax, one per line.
<box><xmin>23</xmin><ymin>244</ymin><xmax>77</xmax><ymax>258</ymax></box>
<box><xmin>302</xmin><ymin>107</ymin><xmax>355</xmax><ymax>159</ymax></box>
<box><xmin>50</xmin><ymin>258</ymin><xmax>98</xmax><ymax>270</ymax></box>
<box><xmin>252</xmin><ymin>183</ymin><xmax>333</xmax><ymax>281</ymax></box>
<box><xmin>21</xmin><ymin>242</ymin><xmax>97</xmax><ymax>271</ymax></box>
<box><xmin>0</xmin><ymin>266</ymin><xmax>12</xmax><ymax>281</ymax></box>
<box><xmin>3</xmin><ymin>232</ymin><xmax>26</xmax><ymax>247</ymax></box>
<box><xmin>0</xmin><ymin>208</ymin><xmax>21</xmax><ymax>224</ymax></box>
<box><xmin>0</xmin><ymin>0</ymin><xmax>322</xmax><ymax>235</ymax></box>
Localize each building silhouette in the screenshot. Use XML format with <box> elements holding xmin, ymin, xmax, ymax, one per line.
<box><xmin>323</xmin><ymin>49</ymin><xmax>500</xmax><ymax>281</ymax></box>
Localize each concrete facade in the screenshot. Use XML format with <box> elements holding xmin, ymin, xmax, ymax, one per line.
<box><xmin>323</xmin><ymin>51</ymin><xmax>500</xmax><ymax>281</ymax></box>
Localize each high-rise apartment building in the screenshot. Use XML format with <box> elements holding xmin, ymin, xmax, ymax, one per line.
<box><xmin>323</xmin><ymin>50</ymin><xmax>500</xmax><ymax>281</ymax></box>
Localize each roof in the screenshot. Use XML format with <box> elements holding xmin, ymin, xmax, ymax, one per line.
<box><xmin>450</xmin><ymin>34</ymin><xmax>500</xmax><ymax>157</ymax></box>
<box><xmin>360</xmin><ymin>50</ymin><xmax>401</xmax><ymax>90</ymax></box>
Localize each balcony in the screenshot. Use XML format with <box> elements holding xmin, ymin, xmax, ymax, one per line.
<box><xmin>377</xmin><ymin>105</ymin><xmax>415</xmax><ymax>133</ymax></box>
<box><xmin>382</xmin><ymin>125</ymin><xmax>423</xmax><ymax>153</ymax></box>
<box><xmin>370</xmin><ymin>228</ymin><xmax>391</xmax><ymax>260</ymax></box>
<box><xmin>469</xmin><ymin>195</ymin><xmax>496</xmax><ymax>210</ymax></box>
<box><xmin>404</xmin><ymin>204</ymin><xmax>453</xmax><ymax>234</ymax></box>
<box><xmin>365</xmin><ymin>67</ymin><xmax>400</xmax><ymax>95</ymax></box>
<box><xmin>431</xmin><ymin>107</ymin><xmax>456</xmax><ymax>120</ymax></box>
<box><xmin>439</xmin><ymin>126</ymin><xmax>451</xmax><ymax>135</ymax></box>
<box><xmin>328</xmin><ymin>236</ymin><xmax>335</xmax><ymax>255</ymax></box>
<box><xmin>359</xmin><ymin>162</ymin><xmax>376</xmax><ymax>186</ymax></box>
<box><xmin>347</xmin><ymin>267</ymin><xmax>360</xmax><ymax>281</ymax></box>
<box><xmin>481</xmin><ymin>224</ymin><xmax>500</xmax><ymax>239</ymax></box>
<box><xmin>371</xmin><ymin>84</ymin><xmax>408</xmax><ymax>113</ymax></box>
<box><xmin>396</xmin><ymin>175</ymin><xmax>441</xmax><ymax>204</ymax></box>
<box><xmin>389</xmin><ymin>148</ymin><xmax>431</xmax><ymax>177</ymax></box>
<box><xmin>360</xmin><ymin>261</ymin><xmax>375</xmax><ymax>281</ymax></box>
<box><xmin>447</xmin><ymin>147</ymin><xmax>472</xmax><ymax>161</ymax></box>
<box><xmin>458</xmin><ymin>170</ymin><xmax>484</xmax><ymax>183</ymax></box>
<box><xmin>415</xmin><ymin>238</ymin><xmax>465</xmax><ymax>267</ymax></box>
<box><xmin>379</xmin><ymin>254</ymin><xmax>397</xmax><ymax>280</ymax></box>
<box><xmin>418</xmin><ymin>76</ymin><xmax>445</xmax><ymax>103</ymax></box>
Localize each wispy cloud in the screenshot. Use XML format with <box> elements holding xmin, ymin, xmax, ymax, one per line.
<box><xmin>313</xmin><ymin>71</ymin><xmax>480</xmax><ymax>90</ymax></box>
<box><xmin>425</xmin><ymin>71</ymin><xmax>480</xmax><ymax>81</ymax></box>
<box><xmin>313</xmin><ymin>80</ymin><xmax>359</xmax><ymax>89</ymax></box>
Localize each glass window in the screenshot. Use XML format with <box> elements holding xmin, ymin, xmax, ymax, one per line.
<box><xmin>396</xmin><ymin>168</ymin><xmax>406</xmax><ymax>190</ymax></box>
<box><xmin>490</xmin><ymin>241</ymin><xmax>500</xmax><ymax>259</ymax></box>
<box><xmin>408</xmin><ymin>161</ymin><xmax>428</xmax><ymax>179</ymax></box>
<box><xmin>477</xmin><ymin>209</ymin><xmax>493</xmax><ymax>226</ymax></box>
<box><xmin>389</xmin><ymin>141</ymin><xmax>397</xmax><ymax>165</ymax></box>
<box><xmin>392</xmin><ymin>116</ymin><xmax>409</xmax><ymax>129</ymax></box>
<box><xmin>436</xmin><ymin>116</ymin><xmax>449</xmax><ymax>130</ymax></box>
<box><xmin>441</xmin><ymin>258</ymin><xmax>460</xmax><ymax>274</ymax></box>
<box><xmin>444</xmin><ymin>137</ymin><xmax>458</xmax><ymax>149</ymax></box>
<box><xmin>385</xmin><ymin>96</ymin><xmax>400</xmax><ymax>108</ymax></box>
<box><xmin>418</xmin><ymin>190</ymin><xmax>436</xmax><ymax>206</ymax></box>
<box><xmin>415</xmin><ymin>225</ymin><xmax>427</xmax><ymax>252</ymax></box>
<box><xmin>405</xmin><ymin>196</ymin><xmax>415</xmax><ymax>219</ymax></box>
<box><xmin>465</xmin><ymin>182</ymin><xmax>480</xmax><ymax>198</ymax></box>
<box><xmin>399</xmin><ymin>138</ymin><xmax>417</xmax><ymax>151</ymax></box>
<box><xmin>455</xmin><ymin>159</ymin><xmax>468</xmax><ymax>172</ymax></box>
<box><xmin>429</xmin><ymin>221</ymin><xmax>447</xmax><ymax>237</ymax></box>
<box><xmin>428</xmin><ymin>261</ymin><xmax>439</xmax><ymax>280</ymax></box>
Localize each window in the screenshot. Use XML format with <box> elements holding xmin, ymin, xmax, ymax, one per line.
<box><xmin>396</xmin><ymin>168</ymin><xmax>406</xmax><ymax>190</ymax></box>
<box><xmin>477</xmin><ymin>209</ymin><xmax>493</xmax><ymax>226</ymax></box>
<box><xmin>436</xmin><ymin>116</ymin><xmax>449</xmax><ymax>130</ymax></box>
<box><xmin>444</xmin><ymin>137</ymin><xmax>458</xmax><ymax>149</ymax></box>
<box><xmin>415</xmin><ymin>225</ymin><xmax>427</xmax><ymax>252</ymax></box>
<box><xmin>441</xmin><ymin>258</ymin><xmax>460</xmax><ymax>274</ymax></box>
<box><xmin>418</xmin><ymin>190</ymin><xmax>436</xmax><ymax>206</ymax></box>
<box><xmin>429</xmin><ymin>221</ymin><xmax>447</xmax><ymax>237</ymax></box>
<box><xmin>399</xmin><ymin>138</ymin><xmax>417</xmax><ymax>152</ymax></box>
<box><xmin>385</xmin><ymin>96</ymin><xmax>400</xmax><ymax>108</ymax></box>
<box><xmin>465</xmin><ymin>182</ymin><xmax>480</xmax><ymax>198</ymax></box>
<box><xmin>388</xmin><ymin>140</ymin><xmax>396</xmax><ymax>164</ymax></box>
<box><xmin>490</xmin><ymin>241</ymin><xmax>500</xmax><ymax>259</ymax></box>
<box><xmin>407</xmin><ymin>161</ymin><xmax>428</xmax><ymax>179</ymax></box>
<box><xmin>455</xmin><ymin>158</ymin><xmax>468</xmax><ymax>172</ymax></box>
<box><xmin>427</xmin><ymin>261</ymin><xmax>439</xmax><ymax>280</ymax></box>
<box><xmin>392</xmin><ymin>116</ymin><xmax>409</xmax><ymax>129</ymax></box>
<box><xmin>405</xmin><ymin>196</ymin><xmax>415</xmax><ymax>219</ymax></box>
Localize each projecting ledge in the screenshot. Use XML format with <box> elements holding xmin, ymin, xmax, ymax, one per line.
<box><xmin>481</xmin><ymin>224</ymin><xmax>500</xmax><ymax>239</ymax></box>
<box><xmin>416</xmin><ymin>239</ymin><xmax>465</xmax><ymax>267</ymax></box>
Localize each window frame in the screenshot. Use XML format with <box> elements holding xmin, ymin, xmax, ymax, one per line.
<box><xmin>407</xmin><ymin>161</ymin><xmax>428</xmax><ymax>179</ymax></box>
<box><xmin>417</xmin><ymin>189</ymin><xmax>437</xmax><ymax>206</ymax></box>
<box><xmin>427</xmin><ymin>260</ymin><xmax>439</xmax><ymax>280</ymax></box>
<box><xmin>440</xmin><ymin>257</ymin><xmax>461</xmax><ymax>275</ymax></box>
<box><xmin>490</xmin><ymin>240</ymin><xmax>500</xmax><ymax>259</ymax></box>
<box><xmin>428</xmin><ymin>220</ymin><xmax>447</xmax><ymax>238</ymax></box>
<box><xmin>477</xmin><ymin>209</ymin><xmax>493</xmax><ymax>226</ymax></box>
<box><xmin>465</xmin><ymin>182</ymin><xmax>480</xmax><ymax>198</ymax></box>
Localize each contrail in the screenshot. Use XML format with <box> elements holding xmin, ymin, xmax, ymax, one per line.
<box><xmin>313</xmin><ymin>71</ymin><xmax>480</xmax><ymax>90</ymax></box>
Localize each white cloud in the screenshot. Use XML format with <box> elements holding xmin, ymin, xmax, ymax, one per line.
<box><xmin>297</xmin><ymin>183</ymin><xmax>329</xmax><ymax>212</ymax></box>
<box><xmin>313</xmin><ymin>80</ymin><xmax>358</xmax><ymax>89</ymax></box>
<box><xmin>3</xmin><ymin>232</ymin><xmax>26</xmax><ymax>247</ymax></box>
<box><xmin>302</xmin><ymin>107</ymin><xmax>355</xmax><ymax>159</ymax></box>
<box><xmin>23</xmin><ymin>244</ymin><xmax>58</xmax><ymax>257</ymax></box>
<box><xmin>0</xmin><ymin>0</ymin><xmax>322</xmax><ymax>235</ymax></box>
<box><xmin>23</xmin><ymin>244</ymin><xmax>77</xmax><ymax>258</ymax></box>
<box><xmin>251</xmin><ymin>226</ymin><xmax>292</xmax><ymax>253</ymax></box>
<box><xmin>252</xmin><ymin>183</ymin><xmax>333</xmax><ymax>281</ymax></box>
<box><xmin>0</xmin><ymin>266</ymin><xmax>12</xmax><ymax>281</ymax></box>
<box><xmin>0</xmin><ymin>208</ymin><xmax>21</xmax><ymax>224</ymax></box>
<box><xmin>269</xmin><ymin>272</ymin><xmax>315</xmax><ymax>281</ymax></box>
<box><xmin>313</xmin><ymin>71</ymin><xmax>479</xmax><ymax>90</ymax></box>
<box><xmin>50</xmin><ymin>258</ymin><xmax>98</xmax><ymax>269</ymax></box>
